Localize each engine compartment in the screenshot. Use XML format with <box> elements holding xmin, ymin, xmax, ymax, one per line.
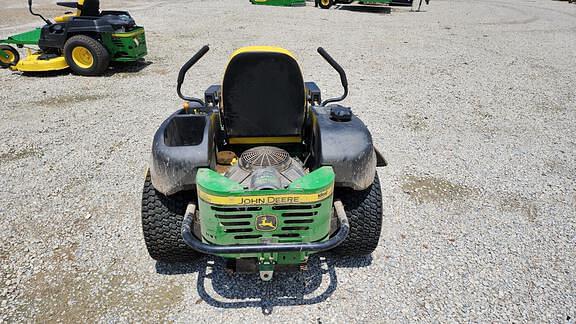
<box><xmin>221</xmin><ymin>146</ymin><xmax>307</xmax><ymax>190</ymax></box>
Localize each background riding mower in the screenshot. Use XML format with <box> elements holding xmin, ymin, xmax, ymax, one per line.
<box><xmin>315</xmin><ymin>0</ymin><xmax>429</xmax><ymax>10</ymax></box>
<box><xmin>0</xmin><ymin>0</ymin><xmax>147</xmax><ymax>76</ymax></box>
<box><xmin>249</xmin><ymin>0</ymin><xmax>305</xmax><ymax>6</ymax></box>
<box><xmin>315</xmin><ymin>0</ymin><xmax>391</xmax><ymax>9</ymax></box>
<box><xmin>142</xmin><ymin>45</ymin><xmax>387</xmax><ymax>281</ymax></box>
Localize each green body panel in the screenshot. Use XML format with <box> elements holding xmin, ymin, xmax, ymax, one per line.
<box><xmin>0</xmin><ymin>28</ymin><xmax>41</xmax><ymax>46</ymax></box>
<box><xmin>196</xmin><ymin>167</ymin><xmax>335</xmax><ymax>267</ymax></box>
<box><xmin>101</xmin><ymin>27</ymin><xmax>148</xmax><ymax>62</ymax></box>
<box><xmin>0</xmin><ymin>28</ymin><xmax>41</xmax><ymax>60</ymax></box>
<box><xmin>250</xmin><ymin>0</ymin><xmax>306</xmax><ymax>6</ymax></box>
<box><xmin>198</xmin><ymin>166</ymin><xmax>334</xmax><ymax>196</ymax></box>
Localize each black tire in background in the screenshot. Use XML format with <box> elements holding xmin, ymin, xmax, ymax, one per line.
<box><xmin>390</xmin><ymin>0</ymin><xmax>413</xmax><ymax>6</ymax></box>
<box><xmin>64</xmin><ymin>35</ymin><xmax>110</xmax><ymax>76</ymax></box>
<box><xmin>332</xmin><ymin>172</ymin><xmax>383</xmax><ymax>255</ymax></box>
<box><xmin>141</xmin><ymin>172</ymin><xmax>199</xmax><ymax>262</ymax></box>
<box><xmin>319</xmin><ymin>0</ymin><xmax>334</xmax><ymax>9</ymax></box>
<box><xmin>0</xmin><ymin>45</ymin><xmax>20</xmax><ymax>68</ymax></box>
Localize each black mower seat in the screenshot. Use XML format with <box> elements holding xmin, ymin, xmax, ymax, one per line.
<box><xmin>222</xmin><ymin>46</ymin><xmax>306</xmax><ymax>144</ymax></box>
<box><xmin>79</xmin><ymin>0</ymin><xmax>100</xmax><ymax>16</ymax></box>
<box><xmin>55</xmin><ymin>0</ymin><xmax>100</xmax><ymax>22</ymax></box>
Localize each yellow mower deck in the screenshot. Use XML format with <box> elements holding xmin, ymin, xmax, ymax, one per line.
<box><xmin>9</xmin><ymin>52</ymin><xmax>68</xmax><ymax>72</ymax></box>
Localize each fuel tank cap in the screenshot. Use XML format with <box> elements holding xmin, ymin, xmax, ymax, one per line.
<box><xmin>329</xmin><ymin>105</ymin><xmax>352</xmax><ymax>122</ymax></box>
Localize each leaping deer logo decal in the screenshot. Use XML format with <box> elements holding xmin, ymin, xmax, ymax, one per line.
<box><xmin>256</xmin><ymin>215</ymin><xmax>277</xmax><ymax>231</ymax></box>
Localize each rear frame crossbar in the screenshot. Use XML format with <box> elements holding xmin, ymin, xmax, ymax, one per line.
<box><xmin>181</xmin><ymin>200</ymin><xmax>349</xmax><ymax>254</ymax></box>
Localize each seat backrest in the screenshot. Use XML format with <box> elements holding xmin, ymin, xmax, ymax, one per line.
<box><xmin>222</xmin><ymin>47</ymin><xmax>306</xmax><ymax>144</ymax></box>
<box><xmin>55</xmin><ymin>0</ymin><xmax>99</xmax><ymax>22</ymax></box>
<box><xmin>78</xmin><ymin>0</ymin><xmax>100</xmax><ymax>16</ymax></box>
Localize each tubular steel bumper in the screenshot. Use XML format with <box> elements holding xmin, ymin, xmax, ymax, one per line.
<box><xmin>181</xmin><ymin>201</ymin><xmax>349</xmax><ymax>255</ymax></box>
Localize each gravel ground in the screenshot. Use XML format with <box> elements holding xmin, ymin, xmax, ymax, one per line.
<box><xmin>1</xmin><ymin>0</ymin><xmax>575</xmax><ymax>322</ymax></box>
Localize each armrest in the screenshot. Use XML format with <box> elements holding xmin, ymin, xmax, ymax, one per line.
<box><xmin>305</xmin><ymin>82</ymin><xmax>322</xmax><ymax>105</ymax></box>
<box><xmin>56</xmin><ymin>2</ymin><xmax>78</xmax><ymax>9</ymax></box>
<box><xmin>204</xmin><ymin>85</ymin><xmax>221</xmax><ymax>106</ymax></box>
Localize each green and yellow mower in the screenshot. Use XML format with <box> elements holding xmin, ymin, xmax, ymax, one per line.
<box><xmin>316</xmin><ymin>0</ymin><xmax>430</xmax><ymax>10</ymax></box>
<box><xmin>250</xmin><ymin>0</ymin><xmax>305</xmax><ymax>6</ymax></box>
<box><xmin>315</xmin><ymin>0</ymin><xmax>391</xmax><ymax>9</ymax></box>
<box><xmin>142</xmin><ymin>46</ymin><xmax>387</xmax><ymax>280</ymax></box>
<box><xmin>0</xmin><ymin>0</ymin><xmax>147</xmax><ymax>76</ymax></box>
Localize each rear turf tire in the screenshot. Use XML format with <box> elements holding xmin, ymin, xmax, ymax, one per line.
<box><xmin>141</xmin><ymin>172</ymin><xmax>199</xmax><ymax>262</ymax></box>
<box><xmin>64</xmin><ymin>35</ymin><xmax>109</xmax><ymax>76</ymax></box>
<box><xmin>332</xmin><ymin>172</ymin><xmax>383</xmax><ymax>255</ymax></box>
<box><xmin>0</xmin><ymin>45</ymin><xmax>19</xmax><ymax>68</ymax></box>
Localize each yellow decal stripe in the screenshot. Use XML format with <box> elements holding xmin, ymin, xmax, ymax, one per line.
<box><xmin>199</xmin><ymin>187</ymin><xmax>333</xmax><ymax>206</ymax></box>
<box><xmin>111</xmin><ymin>29</ymin><xmax>145</xmax><ymax>38</ymax></box>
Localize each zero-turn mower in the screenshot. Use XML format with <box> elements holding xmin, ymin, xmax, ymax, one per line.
<box><xmin>315</xmin><ymin>0</ymin><xmax>391</xmax><ymax>9</ymax></box>
<box><xmin>249</xmin><ymin>0</ymin><xmax>305</xmax><ymax>6</ymax></box>
<box><xmin>142</xmin><ymin>46</ymin><xmax>387</xmax><ymax>281</ymax></box>
<box><xmin>316</xmin><ymin>0</ymin><xmax>430</xmax><ymax>10</ymax></box>
<box><xmin>0</xmin><ymin>0</ymin><xmax>147</xmax><ymax>76</ymax></box>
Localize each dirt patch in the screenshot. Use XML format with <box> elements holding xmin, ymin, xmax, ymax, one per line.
<box><xmin>404</xmin><ymin>113</ymin><xmax>429</xmax><ymax>132</ymax></box>
<box><xmin>151</xmin><ymin>66</ymin><xmax>171</xmax><ymax>76</ymax></box>
<box><xmin>402</xmin><ymin>175</ymin><xmax>477</xmax><ymax>204</ymax></box>
<box><xmin>15</xmin><ymin>270</ymin><xmax>184</xmax><ymax>322</ymax></box>
<box><xmin>499</xmin><ymin>194</ymin><xmax>539</xmax><ymax>223</ymax></box>
<box><xmin>27</xmin><ymin>94</ymin><xmax>105</xmax><ymax>108</ymax></box>
<box><xmin>0</xmin><ymin>147</ymin><xmax>41</xmax><ymax>164</ymax></box>
<box><xmin>52</xmin><ymin>242</ymin><xmax>79</xmax><ymax>263</ymax></box>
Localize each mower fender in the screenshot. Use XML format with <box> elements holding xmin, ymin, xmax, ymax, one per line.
<box><xmin>311</xmin><ymin>106</ymin><xmax>377</xmax><ymax>191</ymax></box>
<box><xmin>150</xmin><ymin>108</ymin><xmax>217</xmax><ymax>196</ymax></box>
<box><xmin>375</xmin><ymin>148</ymin><xmax>388</xmax><ymax>167</ymax></box>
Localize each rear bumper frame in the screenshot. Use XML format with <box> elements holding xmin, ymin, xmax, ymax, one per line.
<box><xmin>181</xmin><ymin>200</ymin><xmax>349</xmax><ymax>255</ymax></box>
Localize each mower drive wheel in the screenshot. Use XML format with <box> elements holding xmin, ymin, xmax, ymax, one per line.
<box><xmin>319</xmin><ymin>0</ymin><xmax>334</xmax><ymax>9</ymax></box>
<box><xmin>0</xmin><ymin>45</ymin><xmax>19</xmax><ymax>68</ymax></box>
<box><xmin>332</xmin><ymin>172</ymin><xmax>383</xmax><ymax>255</ymax></box>
<box><xmin>64</xmin><ymin>35</ymin><xmax>110</xmax><ymax>76</ymax></box>
<box><xmin>141</xmin><ymin>172</ymin><xmax>199</xmax><ymax>262</ymax></box>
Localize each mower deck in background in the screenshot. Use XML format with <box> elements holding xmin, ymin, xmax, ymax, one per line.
<box><xmin>0</xmin><ymin>0</ymin><xmax>147</xmax><ymax>76</ymax></box>
<box><xmin>142</xmin><ymin>46</ymin><xmax>387</xmax><ymax>281</ymax></box>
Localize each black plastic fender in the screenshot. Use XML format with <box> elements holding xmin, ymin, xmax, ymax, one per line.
<box><xmin>311</xmin><ymin>105</ymin><xmax>378</xmax><ymax>191</ymax></box>
<box><xmin>150</xmin><ymin>109</ymin><xmax>216</xmax><ymax>196</ymax></box>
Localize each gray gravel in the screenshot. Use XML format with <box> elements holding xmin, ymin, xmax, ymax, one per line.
<box><xmin>1</xmin><ymin>0</ymin><xmax>575</xmax><ymax>322</ymax></box>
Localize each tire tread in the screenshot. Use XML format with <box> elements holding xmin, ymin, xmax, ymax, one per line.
<box><xmin>64</xmin><ymin>35</ymin><xmax>109</xmax><ymax>76</ymax></box>
<box><xmin>141</xmin><ymin>172</ymin><xmax>198</xmax><ymax>262</ymax></box>
<box><xmin>332</xmin><ymin>172</ymin><xmax>383</xmax><ymax>255</ymax></box>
